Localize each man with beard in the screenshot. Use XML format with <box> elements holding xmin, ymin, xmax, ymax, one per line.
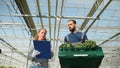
<box><xmin>64</xmin><ymin>20</ymin><xmax>88</xmax><ymax>45</ymax></box>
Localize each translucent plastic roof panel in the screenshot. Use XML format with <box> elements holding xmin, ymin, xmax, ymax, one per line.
<box><xmin>0</xmin><ymin>0</ymin><xmax>120</xmax><ymax>68</ymax></box>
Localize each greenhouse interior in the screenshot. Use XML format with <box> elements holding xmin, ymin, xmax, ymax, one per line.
<box><xmin>0</xmin><ymin>0</ymin><xmax>120</xmax><ymax>68</ymax></box>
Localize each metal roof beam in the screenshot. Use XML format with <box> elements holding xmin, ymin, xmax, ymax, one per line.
<box><xmin>1</xmin><ymin>36</ymin><xmax>120</xmax><ymax>42</ymax></box>
<box><xmin>55</xmin><ymin>0</ymin><xmax>64</xmax><ymax>51</ymax></box>
<box><xmin>85</xmin><ymin>0</ymin><xmax>112</xmax><ymax>33</ymax></box>
<box><xmin>15</xmin><ymin>0</ymin><xmax>37</xmax><ymax>37</ymax></box>
<box><xmin>0</xmin><ymin>14</ymin><xmax>98</xmax><ymax>19</ymax></box>
<box><xmin>80</xmin><ymin>0</ymin><xmax>103</xmax><ymax>30</ymax></box>
<box><xmin>48</xmin><ymin>0</ymin><xmax>52</xmax><ymax>40</ymax></box>
<box><xmin>36</xmin><ymin>0</ymin><xmax>44</xmax><ymax>28</ymax></box>
<box><xmin>98</xmin><ymin>32</ymin><xmax>120</xmax><ymax>46</ymax></box>
<box><xmin>53</xmin><ymin>0</ymin><xmax>58</xmax><ymax>51</ymax></box>
<box><xmin>1</xmin><ymin>23</ymin><xmax>120</xmax><ymax>30</ymax></box>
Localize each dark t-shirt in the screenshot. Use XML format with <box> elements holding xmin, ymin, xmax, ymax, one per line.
<box><xmin>64</xmin><ymin>32</ymin><xmax>88</xmax><ymax>43</ymax></box>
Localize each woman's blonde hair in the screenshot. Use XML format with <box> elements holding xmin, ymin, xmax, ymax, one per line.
<box><xmin>34</xmin><ymin>28</ymin><xmax>47</xmax><ymax>40</ymax></box>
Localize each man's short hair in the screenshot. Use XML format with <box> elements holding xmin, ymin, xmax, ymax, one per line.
<box><xmin>68</xmin><ymin>20</ymin><xmax>76</xmax><ymax>24</ymax></box>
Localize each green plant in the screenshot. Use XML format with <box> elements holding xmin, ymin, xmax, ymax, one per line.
<box><xmin>0</xmin><ymin>66</ymin><xmax>16</xmax><ymax>68</ymax></box>
<box><xmin>74</xmin><ymin>42</ymin><xmax>83</xmax><ymax>48</ymax></box>
<box><xmin>60</xmin><ymin>43</ymin><xmax>71</xmax><ymax>48</ymax></box>
<box><xmin>60</xmin><ymin>40</ymin><xmax>98</xmax><ymax>50</ymax></box>
<box><xmin>0</xmin><ymin>66</ymin><xmax>6</xmax><ymax>68</ymax></box>
<box><xmin>83</xmin><ymin>40</ymin><xmax>97</xmax><ymax>49</ymax></box>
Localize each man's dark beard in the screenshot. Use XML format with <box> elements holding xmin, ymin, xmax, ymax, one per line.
<box><xmin>69</xmin><ymin>28</ymin><xmax>76</xmax><ymax>33</ymax></box>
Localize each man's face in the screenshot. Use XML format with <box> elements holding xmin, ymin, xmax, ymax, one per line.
<box><xmin>68</xmin><ymin>21</ymin><xmax>76</xmax><ymax>32</ymax></box>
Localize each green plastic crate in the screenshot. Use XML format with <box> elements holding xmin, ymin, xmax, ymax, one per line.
<box><xmin>58</xmin><ymin>47</ymin><xmax>104</xmax><ymax>68</ymax></box>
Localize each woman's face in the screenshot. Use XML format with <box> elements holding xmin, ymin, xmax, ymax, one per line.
<box><xmin>38</xmin><ymin>29</ymin><xmax>46</xmax><ymax>40</ymax></box>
